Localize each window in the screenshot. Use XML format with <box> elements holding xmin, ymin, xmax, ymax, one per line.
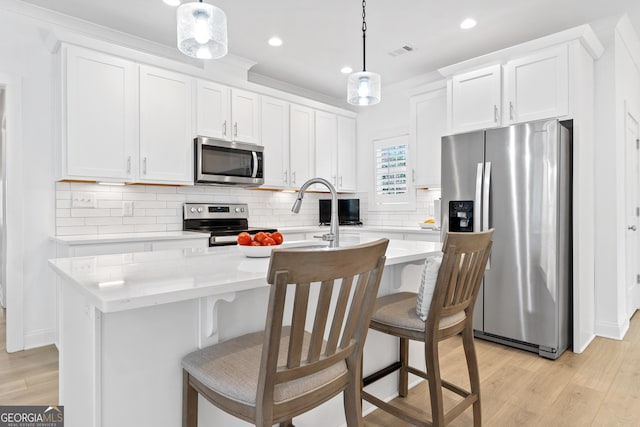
<box><xmin>372</xmin><ymin>133</ymin><xmax>415</xmax><ymax>210</ymax></box>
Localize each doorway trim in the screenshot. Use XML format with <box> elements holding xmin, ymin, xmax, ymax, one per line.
<box><xmin>0</xmin><ymin>72</ymin><xmax>24</xmax><ymax>352</ymax></box>
<box><xmin>625</xmin><ymin>103</ymin><xmax>640</xmax><ymax>317</ymax></box>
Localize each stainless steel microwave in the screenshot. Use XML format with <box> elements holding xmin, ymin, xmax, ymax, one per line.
<box><xmin>194</xmin><ymin>137</ymin><xmax>264</xmax><ymax>187</ymax></box>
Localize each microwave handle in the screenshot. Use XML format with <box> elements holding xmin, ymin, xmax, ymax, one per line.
<box><xmin>251</xmin><ymin>151</ymin><xmax>258</xmax><ymax>178</ymax></box>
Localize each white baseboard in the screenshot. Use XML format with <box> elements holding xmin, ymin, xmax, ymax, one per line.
<box><xmin>23</xmin><ymin>328</ymin><xmax>56</xmax><ymax>350</ymax></box>
<box><xmin>573</xmin><ymin>333</ymin><xmax>596</xmax><ymax>354</ymax></box>
<box><xmin>595</xmin><ymin>319</ymin><xmax>630</xmax><ymax>340</ymax></box>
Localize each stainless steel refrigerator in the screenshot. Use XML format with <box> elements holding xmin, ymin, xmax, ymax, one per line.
<box><xmin>441</xmin><ymin>119</ymin><xmax>571</xmax><ymax>359</ymax></box>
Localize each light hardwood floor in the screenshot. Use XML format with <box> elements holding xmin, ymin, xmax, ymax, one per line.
<box><xmin>1</xmin><ymin>308</ymin><xmax>639</xmax><ymax>426</ymax></box>
<box><xmin>0</xmin><ymin>308</ymin><xmax>58</xmax><ymax>405</ymax></box>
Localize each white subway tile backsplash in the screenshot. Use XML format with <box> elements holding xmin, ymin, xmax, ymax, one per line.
<box><xmin>56</xmin><ymin>225</ymin><xmax>98</xmax><ymax>235</ymax></box>
<box><xmin>123</xmin><ymin>217</ymin><xmax>157</xmax><ymax>225</ymax></box>
<box><xmin>134</xmin><ymin>224</ymin><xmax>167</xmax><ymax>233</ymax></box>
<box><xmin>57</xmin><ymin>217</ymin><xmax>85</xmax><ymax>226</ymax></box>
<box><xmin>134</xmin><ymin>200</ymin><xmax>166</xmax><ymax>209</ymax></box>
<box><xmin>123</xmin><ymin>192</ymin><xmax>157</xmax><ymax>201</ymax></box>
<box><xmin>55</xmin><ymin>183</ymin><xmax>359</xmax><ymax>236</ymax></box>
<box><xmin>85</xmin><ymin>217</ymin><xmax>123</xmax><ymax>226</ymax></box>
<box><xmin>98</xmin><ymin>225</ymin><xmax>135</xmax><ymax>234</ymax></box>
<box><xmin>70</xmin><ymin>208</ymin><xmax>112</xmax><ymax>217</ymax></box>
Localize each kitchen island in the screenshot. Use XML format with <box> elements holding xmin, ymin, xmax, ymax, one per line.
<box><xmin>49</xmin><ymin>238</ymin><xmax>441</xmax><ymax>427</ymax></box>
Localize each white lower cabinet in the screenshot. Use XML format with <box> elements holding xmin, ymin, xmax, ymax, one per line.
<box><xmin>56</xmin><ymin>237</ymin><xmax>209</xmax><ymax>258</ymax></box>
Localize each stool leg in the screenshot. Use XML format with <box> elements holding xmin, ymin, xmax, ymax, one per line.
<box><xmin>399</xmin><ymin>337</ymin><xmax>409</xmax><ymax>397</ymax></box>
<box><xmin>463</xmin><ymin>324</ymin><xmax>481</xmax><ymax>427</ymax></box>
<box><xmin>425</xmin><ymin>338</ymin><xmax>445</xmax><ymax>426</ymax></box>
<box><xmin>182</xmin><ymin>370</ymin><xmax>198</xmax><ymax>427</ymax></box>
<box><xmin>344</xmin><ymin>357</ymin><xmax>365</xmax><ymax>427</ymax></box>
<box><xmin>279</xmin><ymin>420</ymin><xmax>294</xmax><ymax>427</ymax></box>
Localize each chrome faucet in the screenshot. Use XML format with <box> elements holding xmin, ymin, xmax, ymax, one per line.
<box><xmin>291</xmin><ymin>177</ymin><xmax>339</xmax><ymax>248</ymax></box>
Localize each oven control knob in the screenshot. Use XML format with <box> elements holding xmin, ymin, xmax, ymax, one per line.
<box><xmin>190</xmin><ymin>207</ymin><xmax>196</xmax><ymax>213</ymax></box>
<box><xmin>197</xmin><ymin>207</ymin><xmax>203</xmax><ymax>213</ymax></box>
<box><xmin>235</xmin><ymin>207</ymin><xmax>243</xmax><ymax>213</ymax></box>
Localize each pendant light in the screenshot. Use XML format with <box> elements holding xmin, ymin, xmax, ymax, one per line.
<box><xmin>177</xmin><ymin>0</ymin><xmax>228</xmax><ymax>60</ymax></box>
<box><xmin>347</xmin><ymin>0</ymin><xmax>381</xmax><ymax>106</ymax></box>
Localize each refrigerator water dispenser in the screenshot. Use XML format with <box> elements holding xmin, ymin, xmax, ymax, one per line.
<box><xmin>449</xmin><ymin>200</ymin><xmax>474</xmax><ymax>232</ymax></box>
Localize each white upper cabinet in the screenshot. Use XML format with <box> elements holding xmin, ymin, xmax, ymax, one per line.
<box><xmin>289</xmin><ymin>104</ymin><xmax>315</xmax><ymax>188</ymax></box>
<box><xmin>231</xmin><ymin>89</ymin><xmax>260</xmax><ymax>144</ymax></box>
<box><xmin>504</xmin><ymin>45</ymin><xmax>569</xmax><ymax>124</ymax></box>
<box><xmin>448</xmin><ymin>64</ymin><xmax>502</xmax><ymax>133</ymax></box>
<box><xmin>337</xmin><ymin>116</ymin><xmax>357</xmax><ymax>192</ymax></box>
<box><xmin>196</xmin><ymin>80</ymin><xmax>231</xmax><ymax>140</ymax></box>
<box><xmin>63</xmin><ymin>45</ymin><xmax>137</xmax><ymax>180</ymax></box>
<box><xmin>410</xmin><ymin>84</ymin><xmax>447</xmax><ymax>188</ymax></box>
<box><xmin>315</xmin><ymin>111</ymin><xmax>338</xmax><ymax>188</ymax></box>
<box><xmin>138</xmin><ymin>65</ymin><xmax>193</xmax><ymax>184</ymax></box>
<box><xmin>260</xmin><ymin>96</ymin><xmax>290</xmax><ymax>188</ymax></box>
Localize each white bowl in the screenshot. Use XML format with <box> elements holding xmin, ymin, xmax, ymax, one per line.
<box><xmin>238</xmin><ymin>244</ymin><xmax>274</xmax><ymax>258</ymax></box>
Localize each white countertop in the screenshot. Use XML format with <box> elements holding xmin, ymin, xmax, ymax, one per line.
<box><xmin>49</xmin><ymin>238</ymin><xmax>440</xmax><ymax>313</ymax></box>
<box><xmin>52</xmin><ymin>230</ymin><xmax>210</xmax><ymax>245</ymax></box>
<box><xmin>278</xmin><ymin>225</ymin><xmax>442</xmax><ymax>235</ymax></box>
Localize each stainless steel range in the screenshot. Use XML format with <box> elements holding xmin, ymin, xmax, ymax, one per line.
<box><xmin>183</xmin><ymin>203</ymin><xmax>277</xmax><ymax>247</ymax></box>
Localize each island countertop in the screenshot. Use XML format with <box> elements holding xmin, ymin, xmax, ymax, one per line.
<box><xmin>49</xmin><ymin>238</ymin><xmax>441</xmax><ymax>314</ymax></box>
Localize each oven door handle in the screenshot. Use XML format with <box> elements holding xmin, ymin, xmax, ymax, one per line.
<box><xmin>251</xmin><ymin>151</ymin><xmax>258</xmax><ymax>178</ymax></box>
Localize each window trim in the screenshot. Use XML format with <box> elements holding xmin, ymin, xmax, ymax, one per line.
<box><xmin>370</xmin><ymin>129</ymin><xmax>416</xmax><ymax>212</ymax></box>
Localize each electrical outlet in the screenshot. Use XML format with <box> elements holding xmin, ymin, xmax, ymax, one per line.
<box><xmin>123</xmin><ymin>201</ymin><xmax>134</xmax><ymax>217</ymax></box>
<box><xmin>72</xmin><ymin>192</ymin><xmax>96</xmax><ymax>208</ymax></box>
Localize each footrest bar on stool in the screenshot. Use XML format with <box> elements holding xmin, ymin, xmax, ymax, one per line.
<box><xmin>363</xmin><ymin>361</ymin><xmax>402</xmax><ymax>387</ymax></box>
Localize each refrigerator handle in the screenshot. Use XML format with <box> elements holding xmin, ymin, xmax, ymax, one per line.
<box><xmin>475</xmin><ymin>163</ymin><xmax>483</xmax><ymax>233</ymax></box>
<box><xmin>483</xmin><ymin>162</ymin><xmax>492</xmax><ymax>270</ymax></box>
<box><xmin>483</xmin><ymin>162</ymin><xmax>491</xmax><ymax>231</ymax></box>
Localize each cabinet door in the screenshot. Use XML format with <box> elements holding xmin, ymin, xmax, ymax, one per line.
<box><xmin>261</xmin><ymin>96</ymin><xmax>290</xmax><ymax>188</ymax></box>
<box><xmin>231</xmin><ymin>89</ymin><xmax>260</xmax><ymax>144</ymax></box>
<box><xmin>337</xmin><ymin>116</ymin><xmax>357</xmax><ymax>192</ymax></box>
<box><xmin>64</xmin><ymin>46</ymin><xmax>137</xmax><ymax>180</ymax></box>
<box><xmin>289</xmin><ymin>104</ymin><xmax>315</xmax><ymax>187</ymax></box>
<box><xmin>139</xmin><ymin>65</ymin><xmax>193</xmax><ymax>184</ymax></box>
<box><xmin>315</xmin><ymin>111</ymin><xmax>338</xmax><ymax>187</ymax></box>
<box><xmin>449</xmin><ymin>64</ymin><xmax>502</xmax><ymax>133</ymax></box>
<box><xmin>196</xmin><ymin>80</ymin><xmax>231</xmax><ymax>140</ymax></box>
<box><xmin>505</xmin><ymin>45</ymin><xmax>569</xmax><ymax>124</ymax></box>
<box><xmin>410</xmin><ymin>85</ymin><xmax>447</xmax><ymax>188</ymax></box>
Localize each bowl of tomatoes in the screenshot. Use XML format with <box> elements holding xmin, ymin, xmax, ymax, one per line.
<box><xmin>237</xmin><ymin>231</ymin><xmax>284</xmax><ymax>258</ymax></box>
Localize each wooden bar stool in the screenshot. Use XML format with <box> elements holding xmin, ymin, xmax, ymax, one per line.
<box><xmin>362</xmin><ymin>230</ymin><xmax>494</xmax><ymax>426</ymax></box>
<box><xmin>182</xmin><ymin>239</ymin><xmax>389</xmax><ymax>427</ymax></box>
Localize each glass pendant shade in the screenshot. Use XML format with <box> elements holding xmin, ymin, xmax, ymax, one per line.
<box><xmin>347</xmin><ymin>71</ymin><xmax>381</xmax><ymax>106</ymax></box>
<box><xmin>177</xmin><ymin>2</ymin><xmax>228</xmax><ymax>59</ymax></box>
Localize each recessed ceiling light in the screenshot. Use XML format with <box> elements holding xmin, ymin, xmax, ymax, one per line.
<box><xmin>163</xmin><ymin>0</ymin><xmax>180</xmax><ymax>6</ymax></box>
<box><xmin>460</xmin><ymin>18</ymin><xmax>477</xmax><ymax>30</ymax></box>
<box><xmin>268</xmin><ymin>37</ymin><xmax>283</xmax><ymax>47</ymax></box>
<box><xmin>341</xmin><ymin>66</ymin><xmax>353</xmax><ymax>74</ymax></box>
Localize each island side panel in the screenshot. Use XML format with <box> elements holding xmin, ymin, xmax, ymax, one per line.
<box><xmin>101</xmin><ymin>299</ymin><xmax>198</xmax><ymax>427</ymax></box>
<box><xmin>59</xmin><ymin>280</ymin><xmax>101</xmax><ymax>427</ymax></box>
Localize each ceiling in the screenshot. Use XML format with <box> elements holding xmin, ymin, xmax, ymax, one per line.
<box><xmin>18</xmin><ymin>0</ymin><xmax>640</xmax><ymax>104</ymax></box>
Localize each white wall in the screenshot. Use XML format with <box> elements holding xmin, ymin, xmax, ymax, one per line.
<box><xmin>593</xmin><ymin>15</ymin><xmax>640</xmax><ymax>339</ymax></box>
<box><xmin>0</xmin><ymin>9</ymin><xmax>57</xmax><ymax>349</ymax></box>
<box><xmin>0</xmin><ymin>88</ymin><xmax>5</xmax><ymax>308</ymax></box>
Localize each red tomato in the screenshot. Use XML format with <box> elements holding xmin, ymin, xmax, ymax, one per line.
<box><xmin>251</xmin><ymin>241</ymin><xmax>262</xmax><ymax>246</ymax></box>
<box><xmin>237</xmin><ymin>232</ymin><xmax>252</xmax><ymax>246</ymax></box>
<box><xmin>254</xmin><ymin>232</ymin><xmax>267</xmax><ymax>243</ymax></box>
<box><xmin>262</xmin><ymin>237</ymin><xmax>276</xmax><ymax>246</ymax></box>
<box><xmin>272</xmin><ymin>232</ymin><xmax>284</xmax><ymax>245</ymax></box>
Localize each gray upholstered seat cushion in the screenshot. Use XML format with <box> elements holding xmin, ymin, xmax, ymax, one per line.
<box><xmin>182</xmin><ymin>326</ymin><xmax>347</xmax><ymax>406</ymax></box>
<box><xmin>372</xmin><ymin>292</ymin><xmax>466</xmax><ymax>332</ymax></box>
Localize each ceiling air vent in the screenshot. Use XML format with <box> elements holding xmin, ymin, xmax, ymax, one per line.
<box><xmin>388</xmin><ymin>45</ymin><xmax>415</xmax><ymax>57</ymax></box>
